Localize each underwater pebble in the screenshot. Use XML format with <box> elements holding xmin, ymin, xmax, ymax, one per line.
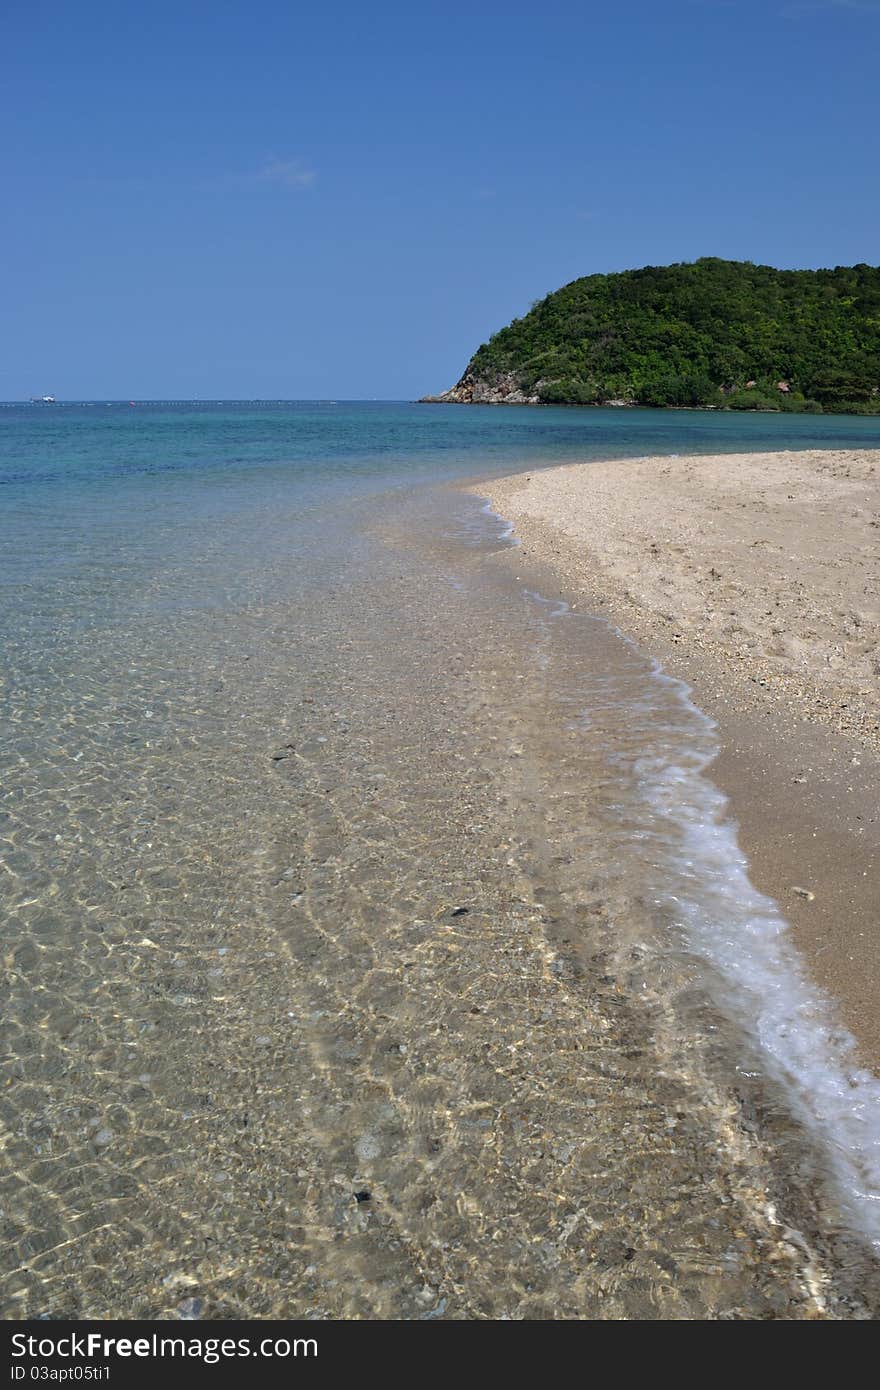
<box><xmin>355</xmin><ymin>1133</ymin><xmax>382</xmax><ymax>1162</ymax></box>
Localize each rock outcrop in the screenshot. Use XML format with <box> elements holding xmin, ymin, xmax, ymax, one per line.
<box><xmin>419</xmin><ymin>370</ymin><xmax>540</xmax><ymax>405</ymax></box>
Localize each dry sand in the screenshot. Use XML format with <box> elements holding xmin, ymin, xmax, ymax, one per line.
<box><xmin>480</xmin><ymin>449</ymin><xmax>880</xmax><ymax>1068</ymax></box>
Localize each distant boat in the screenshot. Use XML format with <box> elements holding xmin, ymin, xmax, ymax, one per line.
<box><xmin>30</xmin><ymin>395</ymin><xmax>57</xmax><ymax>404</ymax></box>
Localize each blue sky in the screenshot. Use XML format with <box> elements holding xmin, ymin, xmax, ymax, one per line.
<box><xmin>3</xmin><ymin>0</ymin><xmax>878</xmax><ymax>399</ymax></box>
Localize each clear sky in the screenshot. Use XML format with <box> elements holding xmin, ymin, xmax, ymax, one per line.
<box><xmin>3</xmin><ymin>0</ymin><xmax>878</xmax><ymax>400</ymax></box>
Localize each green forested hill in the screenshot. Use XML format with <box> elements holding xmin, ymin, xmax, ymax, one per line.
<box><xmin>427</xmin><ymin>258</ymin><xmax>880</xmax><ymax>412</ymax></box>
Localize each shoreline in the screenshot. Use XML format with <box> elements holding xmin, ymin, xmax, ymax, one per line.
<box><xmin>418</xmin><ymin>398</ymin><xmax>880</xmax><ymax>417</ymax></box>
<box><xmin>474</xmin><ymin>449</ymin><xmax>880</xmax><ymax>1072</ymax></box>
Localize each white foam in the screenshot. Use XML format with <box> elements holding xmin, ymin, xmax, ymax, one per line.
<box><xmin>480</xmin><ymin>499</ymin><xmax>520</xmax><ymax>544</ymax></box>
<box><xmin>507</xmin><ymin>512</ymin><xmax>880</xmax><ymax>1250</ymax></box>
<box><xmin>634</xmin><ymin>663</ymin><xmax>880</xmax><ymax>1249</ymax></box>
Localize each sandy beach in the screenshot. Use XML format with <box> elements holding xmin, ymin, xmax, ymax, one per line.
<box><xmin>481</xmin><ymin>449</ymin><xmax>880</xmax><ymax>1067</ymax></box>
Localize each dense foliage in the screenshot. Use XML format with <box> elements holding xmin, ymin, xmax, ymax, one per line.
<box><xmin>465</xmin><ymin>258</ymin><xmax>880</xmax><ymax>412</ymax></box>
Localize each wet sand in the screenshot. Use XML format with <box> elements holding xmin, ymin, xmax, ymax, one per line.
<box><xmin>479</xmin><ymin>449</ymin><xmax>880</xmax><ymax>1069</ymax></box>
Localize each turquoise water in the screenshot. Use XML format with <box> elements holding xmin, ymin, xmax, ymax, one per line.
<box><xmin>3</xmin><ymin>399</ymin><xmax>878</xmax><ymax>623</ymax></box>
<box><xmin>3</xmin><ymin>401</ymin><xmax>880</xmax><ymax>1319</ymax></box>
<box><xmin>4</xmin><ymin>399</ymin><xmax>880</xmax><ymax>492</ymax></box>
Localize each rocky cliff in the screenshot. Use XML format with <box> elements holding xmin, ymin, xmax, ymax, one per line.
<box><xmin>419</xmin><ymin>370</ymin><xmax>541</xmax><ymax>405</ymax></box>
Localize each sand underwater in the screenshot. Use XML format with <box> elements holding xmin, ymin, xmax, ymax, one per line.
<box><xmin>2</xmin><ymin>402</ymin><xmax>880</xmax><ymax>1319</ymax></box>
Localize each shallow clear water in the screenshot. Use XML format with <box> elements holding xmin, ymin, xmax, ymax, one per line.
<box><xmin>4</xmin><ymin>400</ymin><xmax>879</xmax><ymax>627</ymax></box>
<box><xmin>2</xmin><ymin>401</ymin><xmax>880</xmax><ymax>1319</ymax></box>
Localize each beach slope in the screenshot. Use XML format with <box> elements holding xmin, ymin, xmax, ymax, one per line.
<box><xmin>481</xmin><ymin>448</ymin><xmax>880</xmax><ymax>1062</ymax></box>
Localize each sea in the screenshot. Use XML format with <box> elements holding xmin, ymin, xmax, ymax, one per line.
<box><xmin>2</xmin><ymin>400</ymin><xmax>880</xmax><ymax>1319</ymax></box>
